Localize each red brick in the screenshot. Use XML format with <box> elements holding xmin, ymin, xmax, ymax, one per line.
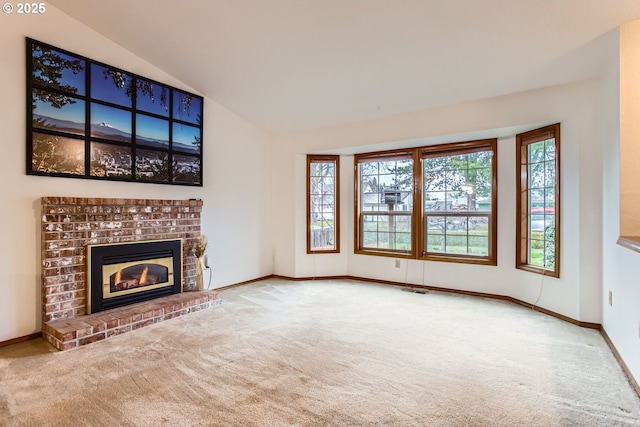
<box><xmin>79</xmin><ymin>333</ymin><xmax>105</xmax><ymax>346</ymax></box>
<box><xmin>132</xmin><ymin>319</ymin><xmax>154</xmax><ymax>330</ymax></box>
<box><xmin>60</xmin><ymin>340</ymin><xmax>78</xmax><ymax>351</ymax></box>
<box><xmin>107</xmin><ymin>325</ymin><xmax>131</xmax><ymax>338</ymax></box>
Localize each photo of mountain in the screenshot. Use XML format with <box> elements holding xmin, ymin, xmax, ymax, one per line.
<box><xmin>90</xmin><ymin>122</ymin><xmax>131</xmax><ymax>142</ymax></box>
<box><xmin>90</xmin><ymin>103</ymin><xmax>132</xmax><ymax>142</ymax></box>
<box><xmin>33</xmin><ymin>114</ymin><xmax>85</xmax><ymax>135</ymax></box>
<box><xmin>172</xmin><ymin>122</ymin><xmax>200</xmax><ymax>155</ymax></box>
<box><xmin>136</xmin><ymin>114</ymin><xmax>169</xmax><ymax>148</ymax></box>
<box><xmin>28</xmin><ymin>39</ymin><xmax>203</xmax><ymax>186</ymax></box>
<box><xmin>32</xmin><ymin>88</ymin><xmax>85</xmax><ymax>136</ymax></box>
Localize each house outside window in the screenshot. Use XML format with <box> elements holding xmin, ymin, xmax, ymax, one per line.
<box><xmin>354</xmin><ymin>140</ymin><xmax>497</xmax><ymax>265</ymax></box>
<box><xmin>355</xmin><ymin>150</ymin><xmax>415</xmax><ymax>257</ymax></box>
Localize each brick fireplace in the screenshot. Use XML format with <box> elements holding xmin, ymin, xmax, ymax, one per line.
<box><xmin>40</xmin><ymin>197</ymin><xmax>222</xmax><ymax>350</ymax></box>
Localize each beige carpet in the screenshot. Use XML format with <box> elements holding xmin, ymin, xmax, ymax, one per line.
<box><xmin>1</xmin><ymin>278</ymin><xmax>639</xmax><ymax>427</ymax></box>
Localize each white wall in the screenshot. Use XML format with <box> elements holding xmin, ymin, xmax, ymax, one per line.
<box><xmin>0</xmin><ymin>6</ymin><xmax>273</xmax><ymax>342</ymax></box>
<box><xmin>273</xmin><ymin>78</ymin><xmax>604</xmax><ymax>323</ymax></box>
<box><xmin>603</xmin><ymin>22</ymin><xmax>640</xmax><ymax>387</ymax></box>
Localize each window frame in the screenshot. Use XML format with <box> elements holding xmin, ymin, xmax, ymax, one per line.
<box><xmin>354</xmin><ymin>149</ymin><xmax>419</xmax><ymax>258</ymax></box>
<box><xmin>418</xmin><ymin>139</ymin><xmax>498</xmax><ymax>266</ymax></box>
<box><xmin>354</xmin><ymin>140</ymin><xmax>497</xmax><ymax>265</ymax></box>
<box><xmin>515</xmin><ymin>123</ymin><xmax>561</xmax><ymax>278</ymax></box>
<box><xmin>307</xmin><ymin>155</ymin><xmax>340</xmax><ymax>254</ymax></box>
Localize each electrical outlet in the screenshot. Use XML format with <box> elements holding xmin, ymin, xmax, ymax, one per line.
<box><xmin>608</xmin><ymin>290</ymin><xmax>613</xmax><ymax>306</ymax></box>
<box><xmin>395</xmin><ymin>259</ymin><xmax>401</xmax><ymax>268</ymax></box>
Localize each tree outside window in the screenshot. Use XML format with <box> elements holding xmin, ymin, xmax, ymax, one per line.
<box><xmin>307</xmin><ymin>155</ymin><xmax>340</xmax><ymax>253</ymax></box>
<box><xmin>516</xmin><ymin>124</ymin><xmax>560</xmax><ymax>277</ymax></box>
<box><xmin>422</xmin><ymin>140</ymin><xmax>497</xmax><ymax>264</ymax></box>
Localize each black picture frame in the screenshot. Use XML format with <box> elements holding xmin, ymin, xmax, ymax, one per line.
<box><xmin>26</xmin><ymin>38</ymin><xmax>204</xmax><ymax>186</ymax></box>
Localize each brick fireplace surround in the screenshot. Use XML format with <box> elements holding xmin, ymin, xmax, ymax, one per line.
<box><xmin>40</xmin><ymin>197</ymin><xmax>222</xmax><ymax>351</ymax></box>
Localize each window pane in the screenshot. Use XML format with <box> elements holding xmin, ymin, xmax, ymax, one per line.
<box><xmin>544</xmin><ymin>188</ymin><xmax>555</xmax><ymax>210</ymax></box>
<box><xmin>529</xmin><ymin>163</ymin><xmax>545</xmax><ymax>189</ymax></box>
<box><xmin>469</xmin><ymin>236</ymin><xmax>489</xmax><ymax>256</ymax></box>
<box><xmin>424</xmin><ymin>192</ymin><xmax>446</xmax><ymax>210</ymax></box>
<box><xmin>469</xmin><ymin>216</ymin><xmax>489</xmax><ymax>232</ymax></box>
<box><xmin>446</xmin><ymin>216</ymin><xmax>468</xmax><ymax>232</ymax></box>
<box><xmin>361</xmin><ymin>214</ymin><xmax>411</xmax><ymax>251</ymax></box>
<box><xmin>309</xmin><ymin>157</ymin><xmax>339</xmax><ymax>252</ymax></box>
<box><xmin>359</xmin><ymin>158</ymin><xmax>413</xmax><ymax>220</ymax></box>
<box><xmin>427</xmin><ymin>233</ymin><xmax>445</xmax><ymax>252</ymax></box>
<box><xmin>422</xmin><ymin>144</ymin><xmax>494</xmax><ymax>260</ymax></box>
<box><xmin>311</xmin><ymin>228</ymin><xmax>335</xmax><ymax>250</ymax></box>
<box><xmin>426</xmin><ymin>216</ymin><xmax>445</xmax><ymax>234</ymax></box>
<box><xmin>544</xmin><ymin>161</ymin><xmax>556</xmax><ymax>188</ymax></box>
<box><xmin>445</xmin><ymin>234</ymin><xmax>468</xmax><ymax>254</ymax></box>
<box><xmin>529</xmin><ymin>141</ymin><xmax>545</xmax><ymax>163</ymax></box>
<box><xmin>530</xmin><ymin>189</ymin><xmax>544</xmax><ymax>210</ymax></box>
<box><xmin>544</xmin><ymin>139</ymin><xmax>556</xmax><ymax>161</ymax></box>
<box><xmin>517</xmin><ymin>126</ymin><xmax>559</xmax><ymax>276</ymax></box>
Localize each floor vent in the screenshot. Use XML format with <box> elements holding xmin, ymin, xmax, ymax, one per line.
<box><xmin>401</xmin><ymin>287</ymin><xmax>429</xmax><ymax>294</ymax></box>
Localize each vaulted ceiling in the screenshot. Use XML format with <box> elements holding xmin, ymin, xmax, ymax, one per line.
<box><xmin>48</xmin><ymin>0</ymin><xmax>640</xmax><ymax>134</ymax></box>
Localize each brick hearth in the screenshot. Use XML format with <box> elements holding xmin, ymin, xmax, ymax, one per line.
<box><xmin>40</xmin><ymin>197</ymin><xmax>221</xmax><ymax>350</ymax></box>
<box><xmin>43</xmin><ymin>290</ymin><xmax>221</xmax><ymax>350</ymax></box>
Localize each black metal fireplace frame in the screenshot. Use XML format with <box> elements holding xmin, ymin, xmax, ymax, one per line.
<box><xmin>87</xmin><ymin>239</ymin><xmax>182</xmax><ymax>314</ymax></box>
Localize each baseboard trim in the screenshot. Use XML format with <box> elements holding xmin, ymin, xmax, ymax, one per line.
<box><xmin>0</xmin><ymin>332</ymin><xmax>41</xmax><ymax>348</ymax></box>
<box><xmin>601</xmin><ymin>327</ymin><xmax>640</xmax><ymax>399</ymax></box>
<box><xmin>215</xmin><ymin>274</ymin><xmax>275</xmax><ymax>291</ymax></box>
<box><xmin>506</xmin><ymin>298</ymin><xmax>600</xmax><ymax>329</ymax></box>
<box><xmin>270</xmin><ymin>274</ymin><xmax>352</xmax><ymax>282</ymax></box>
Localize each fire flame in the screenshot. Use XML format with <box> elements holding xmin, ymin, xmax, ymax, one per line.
<box><xmin>114</xmin><ymin>270</ymin><xmax>121</xmax><ymax>285</ymax></box>
<box><xmin>140</xmin><ymin>266</ymin><xmax>149</xmax><ymax>285</ymax></box>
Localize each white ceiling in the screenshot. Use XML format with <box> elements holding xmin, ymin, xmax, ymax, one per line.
<box><xmin>48</xmin><ymin>0</ymin><xmax>640</xmax><ymax>134</ymax></box>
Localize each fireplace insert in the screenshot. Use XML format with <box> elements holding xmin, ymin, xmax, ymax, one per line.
<box><xmin>87</xmin><ymin>239</ymin><xmax>182</xmax><ymax>314</ymax></box>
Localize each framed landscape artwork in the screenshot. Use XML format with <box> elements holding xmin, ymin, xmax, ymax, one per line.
<box><xmin>27</xmin><ymin>38</ymin><xmax>204</xmax><ymax>186</ymax></box>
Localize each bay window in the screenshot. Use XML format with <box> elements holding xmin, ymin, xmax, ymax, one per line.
<box><xmin>354</xmin><ymin>139</ymin><xmax>497</xmax><ymax>265</ymax></box>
